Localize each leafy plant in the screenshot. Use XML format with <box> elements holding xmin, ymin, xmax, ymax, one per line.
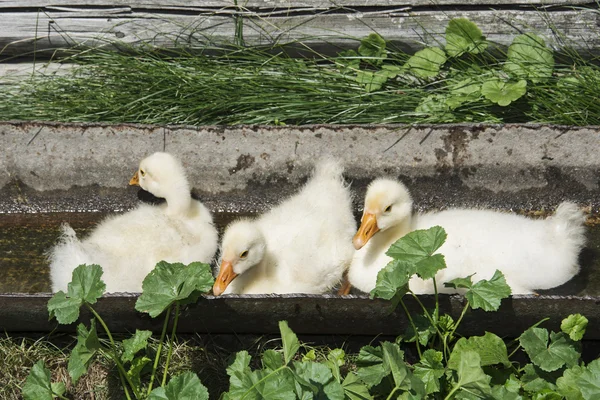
<box><xmin>24</xmin><ymin>262</ymin><xmax>214</xmax><ymax>400</ymax></box>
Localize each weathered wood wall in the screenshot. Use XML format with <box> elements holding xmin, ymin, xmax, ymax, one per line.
<box><xmin>1</xmin><ymin>1</ymin><xmax>599</xmax><ymax>60</ymax></box>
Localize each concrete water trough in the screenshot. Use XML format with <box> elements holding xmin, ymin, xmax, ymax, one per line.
<box><xmin>1</xmin><ymin>121</ymin><xmax>599</xmax><ymax>337</ymax></box>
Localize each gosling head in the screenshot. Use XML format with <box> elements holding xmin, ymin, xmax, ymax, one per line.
<box><xmin>129</xmin><ymin>152</ymin><xmax>188</xmax><ymax>199</ymax></box>
<box><xmin>353</xmin><ymin>178</ymin><xmax>413</xmax><ymax>250</ymax></box>
<box><xmin>213</xmin><ymin>219</ymin><xmax>266</xmax><ymax>296</ymax></box>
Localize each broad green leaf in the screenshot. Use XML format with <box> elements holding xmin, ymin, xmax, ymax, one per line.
<box><xmin>521</xmin><ymin>364</ymin><xmax>559</xmax><ymax>393</ymax></box>
<box><xmin>404</xmin><ymin>47</ymin><xmax>447</xmax><ymax>78</ymax></box>
<box><xmin>355</xmin><ymin>345</ymin><xmax>386</xmax><ymax>388</ymax></box>
<box><xmin>225</xmin><ymin>351</ymin><xmax>257</xmax><ymax>399</ymax></box>
<box><xmin>50</xmin><ymin>382</ymin><xmax>66</xmax><ymax>397</ymax></box>
<box><xmin>302</xmin><ymin>349</ymin><xmax>316</xmax><ymax>362</ymax></box>
<box><xmin>382</xmin><ymin>342</ymin><xmax>409</xmax><ymax>389</ymax></box>
<box><xmin>448</xmin><ymin>332</ymin><xmax>510</xmax><ymax>369</ymax></box>
<box><xmin>337</xmin><ymin>50</ymin><xmax>360</xmax><ymax>73</ymax></box>
<box><xmin>481</xmin><ymin>79</ymin><xmax>527</xmax><ymax>106</ymax></box>
<box><xmin>47</xmin><ymin>291</ymin><xmax>81</xmax><ymax>325</ymax></box>
<box><xmin>135</xmin><ymin>261</ymin><xmax>214</xmax><ymax>318</ymax></box>
<box><xmin>67</xmin><ymin>264</ymin><xmax>106</xmax><ymax>305</ymax></box>
<box><xmin>293</xmin><ymin>361</ymin><xmax>344</xmax><ymax>400</ymax></box>
<box><xmin>415</xmin><ymin>94</ymin><xmax>454</xmax><ymax>121</ymax></box>
<box><xmin>356</xmin><ymin>70</ymin><xmax>388</xmax><ymax>92</ymax></box>
<box><xmin>342</xmin><ymin>373</ymin><xmax>373</xmax><ymax>400</ymax></box>
<box><xmin>386</xmin><ymin>226</ymin><xmax>447</xmax><ymax>280</ymax></box>
<box><xmin>369</xmin><ymin>260</ymin><xmax>413</xmax><ymax>300</ymax></box>
<box><xmin>128</xmin><ymin>356</ymin><xmax>151</xmax><ymax>389</ymax></box>
<box><xmin>445</xmin><ymin>18</ymin><xmax>488</xmax><ymax>56</ymax></box>
<box><xmin>327</xmin><ymin>348</ymin><xmax>346</xmax><ymax>382</ymax></box>
<box><xmin>451</xmin><ymin>350</ymin><xmax>492</xmax><ymax>397</ymax></box>
<box><xmin>446</xmin><ymin>78</ymin><xmax>482</xmax><ymax>109</ymax></box>
<box><xmin>413</xmin><ymin>349</ymin><xmax>445</xmax><ymax>394</ymax></box>
<box><xmin>578</xmin><ymin>359</ymin><xmax>600</xmax><ymax>400</ymax></box>
<box><xmin>263</xmin><ymin>349</ymin><xmax>284</xmax><ymax>371</ymax></box>
<box><xmin>533</xmin><ymin>390</ymin><xmax>564</xmax><ymax>400</ymax></box>
<box><xmin>444</xmin><ymin>275</ymin><xmax>474</xmax><ymax>290</ymax></box>
<box><xmin>557</xmin><ymin>365</ymin><xmax>585</xmax><ymax>400</ymax></box>
<box><xmin>254</xmin><ymin>369</ymin><xmax>296</xmax><ymax>400</ymax></box>
<box><xmin>121</xmin><ymin>329</ymin><xmax>153</xmax><ymax>363</ymax></box>
<box><xmin>561</xmin><ymin>314</ymin><xmax>588</xmax><ymax>342</ymax></box>
<box><xmin>403</xmin><ymin>313</ymin><xmax>436</xmax><ymax>346</ymax></box>
<box><xmin>279</xmin><ymin>320</ymin><xmax>300</xmax><ymax>365</ymax></box>
<box><xmin>68</xmin><ymin>320</ymin><xmax>101</xmax><ymax>385</ymax></box>
<box><xmin>148</xmin><ymin>371</ymin><xmax>209</xmax><ymax>400</ymax></box>
<box><xmin>358</xmin><ymin>33</ymin><xmax>387</xmax><ymax>64</ymax></box>
<box><xmin>504</xmin><ymin>33</ymin><xmax>554</xmax><ymax>82</ymax></box>
<box><xmin>520</xmin><ymin>328</ymin><xmax>580</xmax><ymax>372</ymax></box>
<box><xmin>491</xmin><ymin>385</ymin><xmax>523</xmax><ymax>400</ymax></box>
<box><xmin>22</xmin><ymin>361</ymin><xmax>53</xmax><ymax>400</ymax></box>
<box><xmin>465</xmin><ymin>270</ymin><xmax>512</xmax><ymax>311</ymax></box>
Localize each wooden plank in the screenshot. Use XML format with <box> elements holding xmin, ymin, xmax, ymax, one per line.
<box><xmin>0</xmin><ymin>8</ymin><xmax>598</xmax><ymax>58</ymax></box>
<box><xmin>1</xmin><ymin>1</ymin><xmax>594</xmax><ymax>8</ymax></box>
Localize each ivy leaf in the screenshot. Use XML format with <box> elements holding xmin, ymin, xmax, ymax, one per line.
<box><xmin>355</xmin><ymin>345</ymin><xmax>386</xmax><ymax>388</ymax></box>
<box><xmin>556</xmin><ymin>365</ymin><xmax>585</xmax><ymax>400</ymax></box>
<box><xmin>68</xmin><ymin>320</ymin><xmax>101</xmax><ymax>385</ymax></box>
<box><xmin>481</xmin><ymin>79</ymin><xmax>527</xmax><ymax>106</ymax></box>
<box><xmin>445</xmin><ymin>18</ymin><xmax>488</xmax><ymax>57</ymax></box>
<box><xmin>67</xmin><ymin>264</ymin><xmax>106</xmax><ymax>305</ymax></box>
<box><xmin>121</xmin><ymin>330</ymin><xmax>153</xmax><ymax>363</ymax></box>
<box><xmin>448</xmin><ymin>332</ymin><xmax>510</xmax><ymax>370</ymax></box>
<box><xmin>465</xmin><ymin>270</ymin><xmax>512</xmax><ymax>311</ymax></box>
<box><xmin>413</xmin><ymin>349</ymin><xmax>445</xmax><ymax>394</ymax></box>
<box><xmin>22</xmin><ymin>361</ymin><xmax>53</xmax><ymax>400</ymax></box>
<box><xmin>504</xmin><ymin>33</ymin><xmax>554</xmax><ymax>82</ymax></box>
<box><xmin>279</xmin><ymin>320</ymin><xmax>300</xmax><ymax>365</ymax></box>
<box><xmin>342</xmin><ymin>372</ymin><xmax>373</xmax><ymax>400</ymax></box>
<box><xmin>47</xmin><ymin>291</ymin><xmax>82</xmax><ymax>325</ymax></box>
<box><xmin>358</xmin><ymin>33</ymin><xmax>387</xmax><ymax>64</ymax></box>
<box><xmin>370</xmin><ymin>260</ymin><xmax>413</xmax><ymax>300</ymax></box>
<box><xmin>578</xmin><ymin>359</ymin><xmax>600</xmax><ymax>400</ymax></box>
<box><xmin>404</xmin><ymin>47</ymin><xmax>447</xmax><ymax>78</ymax></box>
<box><xmin>148</xmin><ymin>371</ymin><xmax>209</xmax><ymax>400</ymax></box>
<box><xmin>561</xmin><ymin>314</ymin><xmax>588</xmax><ymax>342</ymax></box>
<box><xmin>135</xmin><ymin>261</ymin><xmax>214</xmax><ymax>318</ymax></box>
<box><xmin>450</xmin><ymin>350</ymin><xmax>492</xmax><ymax>397</ymax></box>
<box><xmin>520</xmin><ymin>328</ymin><xmax>580</xmax><ymax>372</ymax></box>
<box><xmin>386</xmin><ymin>226</ymin><xmax>447</xmax><ymax>280</ymax></box>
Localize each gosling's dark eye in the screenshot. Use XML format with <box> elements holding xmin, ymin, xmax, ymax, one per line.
<box><xmin>384</xmin><ymin>205</ymin><xmax>392</xmax><ymax>213</ymax></box>
<box><xmin>140</xmin><ymin>169</ymin><xmax>146</xmax><ymax>177</ymax></box>
<box><xmin>240</xmin><ymin>250</ymin><xmax>249</xmax><ymax>259</ymax></box>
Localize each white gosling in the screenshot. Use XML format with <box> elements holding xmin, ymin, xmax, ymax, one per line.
<box><xmin>213</xmin><ymin>159</ymin><xmax>356</xmax><ymax>295</ymax></box>
<box><xmin>348</xmin><ymin>178</ymin><xmax>586</xmax><ymax>295</ymax></box>
<box><xmin>48</xmin><ymin>152</ymin><xmax>218</xmax><ymax>293</ymax></box>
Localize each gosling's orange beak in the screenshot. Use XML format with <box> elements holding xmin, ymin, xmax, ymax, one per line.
<box><xmin>353</xmin><ymin>212</ymin><xmax>380</xmax><ymax>250</ymax></box>
<box><xmin>129</xmin><ymin>171</ymin><xmax>140</xmax><ymax>186</ymax></box>
<box><xmin>213</xmin><ymin>261</ymin><xmax>238</xmax><ymax>296</ymax></box>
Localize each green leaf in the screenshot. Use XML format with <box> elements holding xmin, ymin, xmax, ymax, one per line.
<box><xmin>521</xmin><ymin>364</ymin><xmax>559</xmax><ymax>393</ymax></box>
<box><xmin>561</xmin><ymin>314</ymin><xmax>588</xmax><ymax>342</ymax></box>
<box><xmin>465</xmin><ymin>270</ymin><xmax>512</xmax><ymax>311</ymax></box>
<box><xmin>135</xmin><ymin>261</ymin><xmax>214</xmax><ymax>318</ymax></box>
<box><xmin>413</xmin><ymin>349</ymin><xmax>445</xmax><ymax>394</ymax></box>
<box><xmin>491</xmin><ymin>385</ymin><xmax>523</xmax><ymax>400</ymax></box>
<box><xmin>355</xmin><ymin>345</ymin><xmax>386</xmax><ymax>388</ymax></box>
<box><xmin>448</xmin><ymin>332</ymin><xmax>510</xmax><ymax>370</ymax></box>
<box><xmin>386</xmin><ymin>226</ymin><xmax>447</xmax><ymax>280</ymax></box>
<box><xmin>445</xmin><ymin>274</ymin><xmax>475</xmax><ymax>290</ymax></box>
<box><xmin>47</xmin><ymin>291</ymin><xmax>81</xmax><ymax>325</ymax></box>
<box><xmin>67</xmin><ymin>264</ymin><xmax>106</xmax><ymax>305</ymax></box>
<box><xmin>68</xmin><ymin>320</ymin><xmax>101</xmax><ymax>385</ymax></box>
<box><xmin>520</xmin><ymin>328</ymin><xmax>580</xmax><ymax>372</ymax></box>
<box><xmin>504</xmin><ymin>33</ymin><xmax>554</xmax><ymax>82</ymax></box>
<box><xmin>578</xmin><ymin>359</ymin><xmax>600</xmax><ymax>400</ymax></box>
<box><xmin>263</xmin><ymin>349</ymin><xmax>285</xmax><ymax>371</ymax></box>
<box><xmin>358</xmin><ymin>33</ymin><xmax>387</xmax><ymax>64</ymax></box>
<box><xmin>451</xmin><ymin>350</ymin><xmax>492</xmax><ymax>397</ymax></box>
<box><xmin>327</xmin><ymin>348</ymin><xmax>346</xmax><ymax>382</ymax></box>
<box><xmin>128</xmin><ymin>356</ymin><xmax>151</xmax><ymax>389</ymax></box>
<box><xmin>446</xmin><ymin>78</ymin><xmax>482</xmax><ymax>109</ymax></box>
<box><xmin>342</xmin><ymin>373</ymin><xmax>373</xmax><ymax>400</ymax></box>
<box><xmin>148</xmin><ymin>371</ymin><xmax>209</xmax><ymax>400</ymax></box>
<box><xmin>557</xmin><ymin>365</ymin><xmax>585</xmax><ymax>400</ymax></box>
<box><xmin>337</xmin><ymin>50</ymin><xmax>360</xmax><ymax>73</ymax></box>
<box><xmin>22</xmin><ymin>361</ymin><xmax>53</xmax><ymax>400</ymax></box>
<box><xmin>279</xmin><ymin>320</ymin><xmax>300</xmax><ymax>365</ymax></box>
<box><xmin>445</xmin><ymin>18</ymin><xmax>488</xmax><ymax>56</ymax></box>
<box><xmin>403</xmin><ymin>313</ymin><xmax>436</xmax><ymax>346</ymax></box>
<box><xmin>481</xmin><ymin>79</ymin><xmax>527</xmax><ymax>106</ymax></box>
<box><xmin>369</xmin><ymin>260</ymin><xmax>412</xmax><ymax>301</ymax></box>
<box><xmin>225</xmin><ymin>351</ymin><xmax>256</xmax><ymax>399</ymax></box>
<box><xmin>293</xmin><ymin>361</ymin><xmax>344</xmax><ymax>400</ymax></box>
<box><xmin>404</xmin><ymin>47</ymin><xmax>447</xmax><ymax>78</ymax></box>
<box><xmin>122</xmin><ymin>330</ymin><xmax>153</xmax><ymax>363</ymax></box>
<box><xmin>415</xmin><ymin>94</ymin><xmax>454</xmax><ymax>121</ymax></box>
<box><xmin>356</xmin><ymin>70</ymin><xmax>388</xmax><ymax>92</ymax></box>
<box><xmin>382</xmin><ymin>342</ymin><xmax>409</xmax><ymax>389</ymax></box>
